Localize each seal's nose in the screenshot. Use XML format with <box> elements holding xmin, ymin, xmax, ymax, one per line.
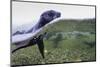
<box><xmin>57</xmin><ymin>12</ymin><xmax>61</xmax><ymax>17</ymax></box>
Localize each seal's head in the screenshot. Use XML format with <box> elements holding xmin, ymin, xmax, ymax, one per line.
<box><xmin>40</xmin><ymin>10</ymin><xmax>61</xmax><ymax>25</ymax></box>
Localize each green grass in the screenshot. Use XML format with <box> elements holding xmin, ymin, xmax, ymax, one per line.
<box><xmin>11</xmin><ymin>19</ymin><xmax>96</xmax><ymax>65</ymax></box>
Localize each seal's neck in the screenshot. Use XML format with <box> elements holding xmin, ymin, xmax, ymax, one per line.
<box><xmin>35</xmin><ymin>17</ymin><xmax>50</xmax><ymax>30</ymax></box>
<box><xmin>26</xmin><ymin>17</ymin><xmax>50</xmax><ymax>33</ymax></box>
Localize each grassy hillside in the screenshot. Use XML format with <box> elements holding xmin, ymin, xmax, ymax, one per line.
<box><xmin>11</xmin><ymin>19</ymin><xmax>96</xmax><ymax>66</ymax></box>
<box><xmin>46</xmin><ymin>19</ymin><xmax>95</xmax><ymax>32</ymax></box>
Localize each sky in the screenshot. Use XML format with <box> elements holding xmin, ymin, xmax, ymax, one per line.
<box><xmin>12</xmin><ymin>1</ymin><xmax>95</xmax><ymax>26</ymax></box>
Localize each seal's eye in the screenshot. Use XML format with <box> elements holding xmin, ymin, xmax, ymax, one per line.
<box><xmin>48</xmin><ymin>12</ymin><xmax>54</xmax><ymax>17</ymax></box>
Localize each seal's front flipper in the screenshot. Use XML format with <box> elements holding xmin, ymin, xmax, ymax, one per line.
<box><xmin>12</xmin><ymin>40</ymin><xmax>30</xmax><ymax>53</ymax></box>
<box><xmin>36</xmin><ymin>35</ymin><xmax>44</xmax><ymax>58</ymax></box>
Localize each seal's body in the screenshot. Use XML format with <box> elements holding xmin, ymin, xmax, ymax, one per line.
<box><xmin>12</xmin><ymin>10</ymin><xmax>61</xmax><ymax>58</ymax></box>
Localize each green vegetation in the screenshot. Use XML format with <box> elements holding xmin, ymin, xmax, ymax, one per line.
<box><xmin>11</xmin><ymin>19</ymin><xmax>96</xmax><ymax>65</ymax></box>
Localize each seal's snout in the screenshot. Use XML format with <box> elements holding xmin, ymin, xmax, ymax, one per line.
<box><xmin>57</xmin><ymin>12</ymin><xmax>61</xmax><ymax>18</ymax></box>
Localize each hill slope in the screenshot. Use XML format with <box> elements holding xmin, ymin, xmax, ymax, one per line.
<box><xmin>11</xmin><ymin>19</ymin><xmax>96</xmax><ymax>65</ymax></box>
